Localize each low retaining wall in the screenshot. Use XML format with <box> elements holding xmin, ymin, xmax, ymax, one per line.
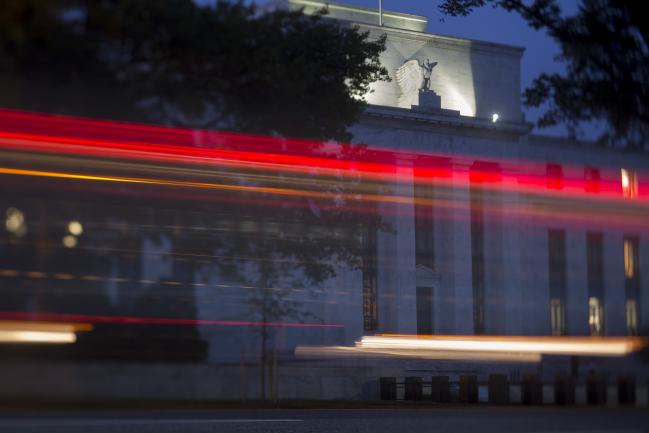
<box><xmin>0</xmin><ymin>361</ymin><xmax>399</xmax><ymax>401</ymax></box>
<box><xmin>1</xmin><ymin>360</ymin><xmax>647</xmax><ymax>405</ymax></box>
<box><xmin>379</xmin><ymin>374</ymin><xmax>649</xmax><ymax>407</ymax></box>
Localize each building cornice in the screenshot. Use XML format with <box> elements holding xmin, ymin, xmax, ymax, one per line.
<box><xmin>362</xmin><ymin>104</ymin><xmax>532</xmax><ymax>136</ymax></box>
<box><xmin>289</xmin><ymin>0</ymin><xmax>428</xmax><ymax>27</ymax></box>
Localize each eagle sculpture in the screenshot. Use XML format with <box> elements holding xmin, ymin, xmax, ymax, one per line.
<box><xmin>396</xmin><ymin>59</ymin><xmax>438</xmax><ymax>108</ymax></box>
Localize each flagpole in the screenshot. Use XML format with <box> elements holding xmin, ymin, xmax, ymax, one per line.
<box><xmin>379</xmin><ymin>0</ymin><xmax>383</xmax><ymax>26</ymax></box>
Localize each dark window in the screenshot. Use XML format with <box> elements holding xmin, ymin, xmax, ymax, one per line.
<box><xmin>416</xmin><ymin>286</ymin><xmax>433</xmax><ymax>335</ymax></box>
<box><xmin>362</xmin><ymin>227</ymin><xmax>378</xmax><ymax>332</ymax></box>
<box><xmin>469</xmin><ymin>161</ymin><xmax>499</xmax><ymax>334</ymax></box>
<box><xmin>414</xmin><ymin>182</ymin><xmax>434</xmax><ymax>270</ymax></box>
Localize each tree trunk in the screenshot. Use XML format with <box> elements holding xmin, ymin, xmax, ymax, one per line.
<box><xmin>257</xmin><ymin>221</ymin><xmax>271</xmax><ymax>401</ymax></box>
<box><xmin>258</xmin><ymin>262</ymin><xmax>269</xmax><ymax>401</ymax></box>
<box><xmin>260</xmin><ymin>318</ymin><xmax>267</xmax><ymax>401</ymax></box>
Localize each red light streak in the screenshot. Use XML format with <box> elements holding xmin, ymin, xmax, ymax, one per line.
<box><xmin>0</xmin><ymin>108</ymin><xmax>647</xmax><ymax>208</ymax></box>
<box><xmin>0</xmin><ymin>130</ymin><xmax>635</xmax><ymax>202</ymax></box>
<box><xmin>2</xmin><ymin>165</ymin><xmax>646</xmax><ymax>229</ymax></box>
<box><xmin>0</xmin><ymin>311</ymin><xmax>343</xmax><ymax>328</ymax></box>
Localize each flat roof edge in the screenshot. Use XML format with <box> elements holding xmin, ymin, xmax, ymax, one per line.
<box><xmin>287</xmin><ymin>1</ymin><xmax>524</xmax><ymax>55</ymax></box>
<box><xmin>289</xmin><ymin>0</ymin><xmax>428</xmax><ymax>23</ymax></box>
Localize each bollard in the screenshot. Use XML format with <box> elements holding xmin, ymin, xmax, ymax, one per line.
<box><xmin>509</xmin><ymin>384</ymin><xmax>522</xmax><ymax>404</ymax></box>
<box><xmin>618</xmin><ymin>376</ymin><xmax>636</xmax><ymax>405</ymax></box>
<box><xmin>380</xmin><ymin>377</ymin><xmax>397</xmax><ymax>400</ymax></box>
<box><xmin>431</xmin><ymin>376</ymin><xmax>450</xmax><ymax>403</ymax></box>
<box><xmin>522</xmin><ymin>374</ymin><xmax>542</xmax><ymax>405</ymax></box>
<box><xmin>554</xmin><ymin>376</ymin><xmax>575</xmax><ymax>405</ymax></box>
<box><xmin>488</xmin><ymin>374</ymin><xmax>509</xmax><ymax>404</ymax></box>
<box><xmin>404</xmin><ymin>376</ymin><xmax>423</xmax><ymax>401</ymax></box>
<box><xmin>459</xmin><ymin>375</ymin><xmax>478</xmax><ymax>403</ymax></box>
<box><xmin>542</xmin><ymin>384</ymin><xmax>555</xmax><ymax>405</ymax></box>
<box><xmin>586</xmin><ymin>373</ymin><xmax>607</xmax><ymax>405</ymax></box>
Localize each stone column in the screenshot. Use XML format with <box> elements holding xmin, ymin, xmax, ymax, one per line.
<box><xmin>451</xmin><ymin>166</ymin><xmax>474</xmax><ymax>335</ymax></box>
<box><xmin>394</xmin><ymin>161</ymin><xmax>417</xmax><ymax>334</ymax></box>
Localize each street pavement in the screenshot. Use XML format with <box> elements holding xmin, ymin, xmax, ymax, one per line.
<box><xmin>0</xmin><ymin>407</ymin><xmax>648</xmax><ymax>433</ymax></box>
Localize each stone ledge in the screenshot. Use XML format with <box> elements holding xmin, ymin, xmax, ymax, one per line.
<box><xmin>364</xmin><ymin>104</ymin><xmax>533</xmax><ymax>135</ymax></box>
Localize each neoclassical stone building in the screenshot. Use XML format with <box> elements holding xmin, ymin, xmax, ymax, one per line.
<box><xmin>265</xmin><ymin>1</ymin><xmax>649</xmax><ymax>346</ymax></box>
<box><xmin>1</xmin><ymin>0</ymin><xmax>647</xmax><ymax>402</ymax></box>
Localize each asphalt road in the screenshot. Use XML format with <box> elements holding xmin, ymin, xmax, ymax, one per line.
<box><xmin>0</xmin><ymin>407</ymin><xmax>648</xmax><ymax>433</ymax></box>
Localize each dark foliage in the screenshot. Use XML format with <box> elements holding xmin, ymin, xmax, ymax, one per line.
<box><xmin>438</xmin><ymin>0</ymin><xmax>649</xmax><ymax>149</ymax></box>
<box><xmin>0</xmin><ymin>0</ymin><xmax>389</xmax><ymax>141</ymax></box>
<box><xmin>0</xmin><ymin>1</ymin><xmax>391</xmax><ymax>370</ymax></box>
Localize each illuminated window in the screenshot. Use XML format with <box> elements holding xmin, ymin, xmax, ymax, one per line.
<box><xmin>550</xmin><ymin>299</ymin><xmax>565</xmax><ymax>336</ymax></box>
<box><xmin>588</xmin><ymin>297</ymin><xmax>604</xmax><ymax>336</ymax></box>
<box><xmin>626</xmin><ymin>299</ymin><xmax>638</xmax><ymax>336</ymax></box>
<box><xmin>548</xmin><ymin>229</ymin><xmax>566</xmax><ymax>336</ymax></box>
<box><xmin>624</xmin><ymin>238</ymin><xmax>637</xmax><ymax>279</ymax></box>
<box><xmin>621</xmin><ymin>168</ymin><xmax>638</xmax><ymax>198</ymax></box>
<box><xmin>586</xmin><ymin>232</ymin><xmax>605</xmax><ymax>336</ymax></box>
<box><xmin>623</xmin><ymin>236</ymin><xmax>640</xmax><ymax>335</ymax></box>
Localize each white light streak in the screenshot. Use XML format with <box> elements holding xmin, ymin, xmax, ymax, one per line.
<box><xmin>296</xmin><ymin>345</ymin><xmax>540</xmax><ymax>363</ymax></box>
<box><xmin>296</xmin><ymin>335</ymin><xmax>647</xmax><ymax>363</ymax></box>
<box><xmin>0</xmin><ymin>330</ymin><xmax>76</xmax><ymax>344</ymax></box>
<box><xmin>359</xmin><ymin>335</ymin><xmax>645</xmax><ymax>357</ymax></box>
<box><xmin>0</xmin><ymin>320</ymin><xmax>91</xmax><ymax>344</ymax></box>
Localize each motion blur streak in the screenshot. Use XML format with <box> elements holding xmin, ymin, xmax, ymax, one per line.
<box><xmin>0</xmin><ymin>132</ymin><xmax>644</xmax><ymax>205</ymax></box>
<box><xmin>0</xmin><ymin>166</ymin><xmax>646</xmax><ymax>229</ymax></box>
<box><xmin>0</xmin><ymin>166</ymin><xmax>341</xmax><ymax>198</ymax></box>
<box><xmin>0</xmin><ymin>109</ymin><xmax>647</xmax><ymax>205</ymax></box>
<box><xmin>0</xmin><ymin>311</ymin><xmax>343</xmax><ymax>328</ymax></box>
<box><xmin>0</xmin><ymin>331</ymin><xmax>76</xmax><ymax>344</ymax></box>
<box><xmin>361</xmin><ymin>335</ymin><xmax>648</xmax><ymax>356</ymax></box>
<box><xmin>294</xmin><ymin>345</ymin><xmax>542</xmax><ymax>363</ymax></box>
<box><xmin>296</xmin><ymin>335</ymin><xmax>648</xmax><ymax>362</ymax></box>
<box><xmin>0</xmin><ymin>321</ymin><xmax>90</xmax><ymax>344</ymax></box>
<box><xmin>0</xmin><ymin>320</ymin><xmax>92</xmax><ymax>332</ymax></box>
<box><xmin>0</xmin><ymin>166</ymin><xmax>444</xmax><ymax>210</ymax></box>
